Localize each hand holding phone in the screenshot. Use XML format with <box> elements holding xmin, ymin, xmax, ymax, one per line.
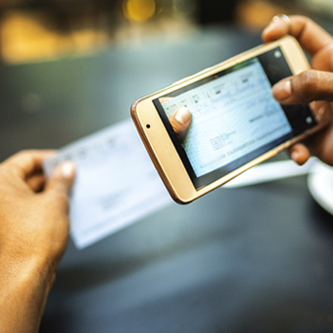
<box><xmin>132</xmin><ymin>36</ymin><xmax>329</xmax><ymax>204</ymax></box>
<box><xmin>263</xmin><ymin>15</ymin><xmax>333</xmax><ymax>166</ymax></box>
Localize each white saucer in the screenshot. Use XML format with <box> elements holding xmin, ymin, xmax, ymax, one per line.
<box><xmin>307</xmin><ymin>160</ymin><xmax>333</xmax><ymax>215</ymax></box>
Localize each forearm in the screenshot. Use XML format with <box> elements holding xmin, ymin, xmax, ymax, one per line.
<box><xmin>0</xmin><ymin>253</ymin><xmax>55</xmax><ymax>333</ymax></box>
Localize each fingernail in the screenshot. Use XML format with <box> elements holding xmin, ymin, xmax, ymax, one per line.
<box><xmin>262</xmin><ymin>16</ymin><xmax>281</xmax><ymax>35</ymax></box>
<box><xmin>263</xmin><ymin>14</ymin><xmax>288</xmax><ymax>37</ymax></box>
<box><xmin>60</xmin><ymin>161</ymin><xmax>76</xmax><ymax>178</ymax></box>
<box><xmin>175</xmin><ymin>107</ymin><xmax>191</xmax><ymax>126</ymax></box>
<box><xmin>272</xmin><ymin>80</ymin><xmax>291</xmax><ymax>100</ymax></box>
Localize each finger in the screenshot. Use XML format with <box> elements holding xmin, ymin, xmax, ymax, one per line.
<box><xmin>288</xmin><ymin>143</ymin><xmax>311</xmax><ymax>165</ymax></box>
<box><xmin>169</xmin><ymin>107</ymin><xmax>192</xmax><ymax>138</ymax></box>
<box><xmin>262</xmin><ymin>15</ymin><xmax>333</xmax><ymax>56</ymax></box>
<box><xmin>26</xmin><ymin>173</ymin><xmax>47</xmax><ymax>192</ymax></box>
<box><xmin>306</xmin><ymin>122</ymin><xmax>333</xmax><ymax>166</ymax></box>
<box><xmin>272</xmin><ymin>70</ymin><xmax>333</xmax><ymax>104</ymax></box>
<box><xmin>2</xmin><ymin>150</ymin><xmax>56</xmax><ymax>179</ymax></box>
<box><xmin>44</xmin><ymin>161</ymin><xmax>76</xmax><ymax>209</ymax></box>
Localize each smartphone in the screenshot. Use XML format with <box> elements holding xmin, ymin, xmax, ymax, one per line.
<box><xmin>131</xmin><ymin>36</ymin><xmax>329</xmax><ymax>204</ymax></box>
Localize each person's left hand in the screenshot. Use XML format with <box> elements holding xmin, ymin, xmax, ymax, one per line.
<box><xmin>0</xmin><ymin>150</ymin><xmax>75</xmax><ymax>332</ymax></box>
<box><xmin>0</xmin><ymin>150</ymin><xmax>75</xmax><ymax>271</ymax></box>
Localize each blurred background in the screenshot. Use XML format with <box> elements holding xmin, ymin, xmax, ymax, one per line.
<box><xmin>0</xmin><ymin>0</ymin><xmax>333</xmax><ymax>64</ymax></box>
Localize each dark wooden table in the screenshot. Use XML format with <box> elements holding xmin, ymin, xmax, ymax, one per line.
<box><xmin>1</xmin><ymin>26</ymin><xmax>333</xmax><ymax>333</ymax></box>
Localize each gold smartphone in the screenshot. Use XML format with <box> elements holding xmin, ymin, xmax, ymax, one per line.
<box><xmin>131</xmin><ymin>36</ymin><xmax>329</xmax><ymax>204</ymax></box>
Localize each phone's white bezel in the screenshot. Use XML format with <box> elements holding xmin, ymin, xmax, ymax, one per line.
<box><xmin>131</xmin><ymin>36</ymin><xmax>320</xmax><ymax>204</ymax></box>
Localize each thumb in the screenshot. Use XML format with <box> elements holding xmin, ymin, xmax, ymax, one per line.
<box><xmin>169</xmin><ymin>107</ymin><xmax>192</xmax><ymax>139</ymax></box>
<box><xmin>272</xmin><ymin>70</ymin><xmax>333</xmax><ymax>104</ymax></box>
<box><xmin>45</xmin><ymin>161</ymin><xmax>76</xmax><ymax>196</ymax></box>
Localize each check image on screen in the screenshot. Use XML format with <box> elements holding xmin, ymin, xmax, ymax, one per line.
<box><xmin>160</xmin><ymin>58</ymin><xmax>292</xmax><ymax>178</ymax></box>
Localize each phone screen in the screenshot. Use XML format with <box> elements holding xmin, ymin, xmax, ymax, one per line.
<box><xmin>154</xmin><ymin>47</ymin><xmax>316</xmax><ymax>189</ymax></box>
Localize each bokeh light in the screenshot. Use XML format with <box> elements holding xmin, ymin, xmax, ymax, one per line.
<box><xmin>123</xmin><ymin>0</ymin><xmax>156</xmax><ymax>22</ymax></box>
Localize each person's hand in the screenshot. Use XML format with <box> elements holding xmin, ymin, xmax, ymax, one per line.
<box><xmin>262</xmin><ymin>15</ymin><xmax>333</xmax><ymax>165</ymax></box>
<box><xmin>0</xmin><ymin>150</ymin><xmax>75</xmax><ymax>273</ymax></box>
<box><xmin>0</xmin><ymin>150</ymin><xmax>75</xmax><ymax>332</ymax></box>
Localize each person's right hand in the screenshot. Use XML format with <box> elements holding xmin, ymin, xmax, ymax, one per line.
<box><xmin>262</xmin><ymin>15</ymin><xmax>333</xmax><ymax>166</ymax></box>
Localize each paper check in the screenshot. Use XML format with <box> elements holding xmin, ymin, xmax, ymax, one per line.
<box><xmin>43</xmin><ymin>118</ymin><xmax>314</xmax><ymax>249</ymax></box>
<box><xmin>43</xmin><ymin>119</ymin><xmax>172</xmax><ymax>249</ymax></box>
